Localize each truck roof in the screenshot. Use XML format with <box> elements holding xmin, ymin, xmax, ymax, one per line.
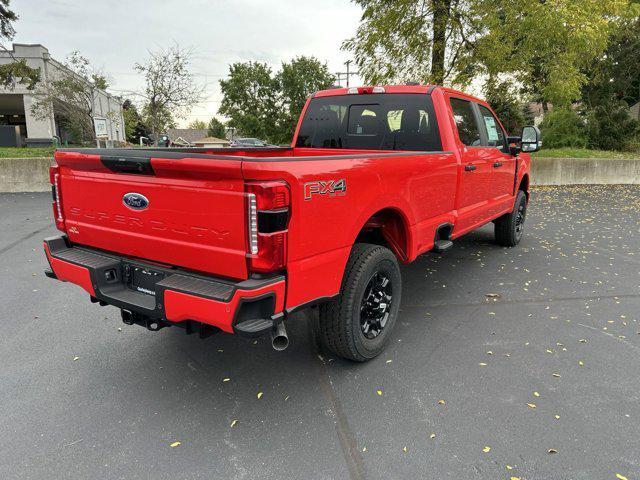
<box><xmin>313</xmin><ymin>84</ymin><xmax>487</xmax><ymax>105</ymax></box>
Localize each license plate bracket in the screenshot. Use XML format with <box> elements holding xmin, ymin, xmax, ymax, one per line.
<box><xmin>127</xmin><ymin>265</ymin><xmax>165</xmax><ymax>296</ymax></box>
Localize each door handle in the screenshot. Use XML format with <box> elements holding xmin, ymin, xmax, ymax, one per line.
<box><xmin>493</xmin><ymin>162</ymin><xmax>503</xmax><ymax>168</ymax></box>
<box><xmin>465</xmin><ymin>164</ymin><xmax>477</xmax><ymax>171</ymax></box>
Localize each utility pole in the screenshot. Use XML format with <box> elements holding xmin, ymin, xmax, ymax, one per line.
<box><xmin>335</xmin><ymin>60</ymin><xmax>359</xmax><ymax>87</ymax></box>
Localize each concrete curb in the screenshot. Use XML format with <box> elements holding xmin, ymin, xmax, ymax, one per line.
<box><xmin>1</xmin><ymin>156</ymin><xmax>639</xmax><ymax>193</ymax></box>
<box><xmin>0</xmin><ymin>157</ymin><xmax>53</xmax><ymax>192</ymax></box>
<box><xmin>531</xmin><ymin>157</ymin><xmax>640</xmax><ymax>185</ymax></box>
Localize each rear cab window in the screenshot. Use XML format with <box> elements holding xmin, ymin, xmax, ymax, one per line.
<box><xmin>295</xmin><ymin>93</ymin><xmax>442</xmax><ymax>151</ymax></box>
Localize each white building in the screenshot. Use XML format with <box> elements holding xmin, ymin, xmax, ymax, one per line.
<box><xmin>0</xmin><ymin>44</ymin><xmax>124</xmax><ymax>146</ymax></box>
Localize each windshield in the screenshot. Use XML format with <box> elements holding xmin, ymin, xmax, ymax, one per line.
<box><xmin>295</xmin><ymin>93</ymin><xmax>442</xmax><ymax>151</ymax></box>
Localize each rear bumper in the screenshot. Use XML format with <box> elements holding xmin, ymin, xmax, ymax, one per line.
<box><xmin>43</xmin><ymin>236</ymin><xmax>285</xmax><ymax>336</ymax></box>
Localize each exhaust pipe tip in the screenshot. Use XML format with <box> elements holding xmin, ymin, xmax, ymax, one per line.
<box><xmin>271</xmin><ymin>322</ymin><xmax>289</xmax><ymax>351</ymax></box>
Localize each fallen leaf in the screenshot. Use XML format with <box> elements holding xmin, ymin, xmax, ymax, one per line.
<box><xmin>547</xmin><ymin>448</ymin><xmax>557</xmax><ymax>454</ymax></box>
<box><xmin>552</xmin><ymin>373</ymin><xmax>561</xmax><ymax>378</ymax></box>
<box><xmin>362</xmin><ymin>447</ymin><xmax>367</xmax><ymax>452</ymax></box>
<box><xmin>170</xmin><ymin>441</ymin><xmax>181</xmax><ymax>448</ymax></box>
<box><xmin>230</xmin><ymin>420</ymin><xmax>237</xmax><ymax>428</ymax></box>
<box><xmin>376</xmin><ymin>390</ymin><xmax>383</xmax><ymax>396</ymax></box>
<box><xmin>485</xmin><ymin>293</ymin><xmax>501</xmax><ymax>298</ymax></box>
<box><xmin>506</xmin><ymin>465</ymin><xmax>513</xmax><ymax>470</ymax></box>
<box><xmin>437</xmin><ymin>400</ymin><xmax>446</xmax><ymax>405</ymax></box>
<box><xmin>527</xmin><ymin>403</ymin><xmax>537</xmax><ymax>409</ymax></box>
<box><xmin>578</xmin><ymin>361</ymin><xmax>584</xmax><ymax>366</ymax></box>
<box><xmin>554</xmin><ymin>414</ymin><xmax>560</xmax><ymax>420</ymax></box>
<box><xmin>616</xmin><ymin>474</ymin><xmax>629</xmax><ymax>480</ymax></box>
<box><xmin>510</xmin><ymin>477</ymin><xmax>521</xmax><ymax>480</ymax></box>
<box><xmin>429</xmin><ymin>433</ymin><xmax>436</xmax><ymax>439</ymax></box>
<box><xmin>257</xmin><ymin>392</ymin><xmax>263</xmax><ymax>399</ymax></box>
<box><xmin>486</xmin><ymin>351</ymin><xmax>493</xmax><ymax>355</ymax></box>
<box><xmin>479</xmin><ymin>362</ymin><xmax>488</xmax><ymax>366</ymax></box>
<box><xmin>534</xmin><ymin>391</ymin><xmax>540</xmax><ymax>397</ymax></box>
<box><xmin>73</xmin><ymin>356</ymin><xmax>79</xmax><ymax>361</ymax></box>
<box><xmin>386</xmin><ymin>359</ymin><xmax>392</xmax><ymax>364</ymax></box>
<box><xmin>482</xmin><ymin>446</ymin><xmax>491</xmax><ymax>453</ymax></box>
<box><xmin>402</xmin><ymin>446</ymin><xmax>407</xmax><ymax>453</ymax></box>
<box><xmin>579</xmin><ymin>339</ymin><xmax>587</xmax><ymax>343</ymax></box>
<box><xmin>223</xmin><ymin>378</ymin><xmax>231</xmax><ymax>382</ymax></box>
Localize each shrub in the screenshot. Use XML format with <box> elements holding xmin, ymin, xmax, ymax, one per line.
<box><xmin>585</xmin><ymin>102</ymin><xmax>640</xmax><ymax>151</ymax></box>
<box><xmin>539</xmin><ymin>108</ymin><xmax>587</xmax><ymax>149</ymax></box>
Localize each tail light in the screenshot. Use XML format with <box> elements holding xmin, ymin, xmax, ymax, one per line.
<box><xmin>245</xmin><ymin>181</ymin><xmax>290</xmax><ymax>273</ymax></box>
<box><xmin>49</xmin><ymin>165</ymin><xmax>66</xmax><ymax>232</ymax></box>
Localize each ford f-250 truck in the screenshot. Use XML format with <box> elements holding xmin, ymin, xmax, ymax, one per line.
<box><xmin>43</xmin><ymin>85</ymin><xmax>540</xmax><ymax>362</ymax></box>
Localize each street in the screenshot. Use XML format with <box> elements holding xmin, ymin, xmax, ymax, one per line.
<box><xmin>1</xmin><ymin>185</ymin><xmax>638</xmax><ymax>480</ymax></box>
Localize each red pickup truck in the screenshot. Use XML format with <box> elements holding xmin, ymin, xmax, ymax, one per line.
<box><xmin>43</xmin><ymin>85</ymin><xmax>540</xmax><ymax>361</ymax></box>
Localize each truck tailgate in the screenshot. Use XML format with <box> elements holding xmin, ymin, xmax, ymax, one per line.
<box><xmin>55</xmin><ymin>151</ymin><xmax>249</xmax><ymax>280</ymax></box>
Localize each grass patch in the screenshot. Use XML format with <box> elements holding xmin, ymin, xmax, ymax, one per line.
<box><xmin>0</xmin><ymin>146</ymin><xmax>55</xmax><ymax>158</ymax></box>
<box><xmin>533</xmin><ymin>148</ymin><xmax>640</xmax><ymax>159</ymax></box>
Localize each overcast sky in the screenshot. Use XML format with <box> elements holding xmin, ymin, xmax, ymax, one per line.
<box><xmin>13</xmin><ymin>0</ymin><xmax>363</xmax><ymax>126</ymax></box>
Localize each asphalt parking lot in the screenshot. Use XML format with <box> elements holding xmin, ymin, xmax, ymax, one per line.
<box><xmin>1</xmin><ymin>185</ymin><xmax>639</xmax><ymax>480</ymax></box>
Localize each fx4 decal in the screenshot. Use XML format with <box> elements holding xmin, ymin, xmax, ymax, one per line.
<box><xmin>304</xmin><ymin>179</ymin><xmax>347</xmax><ymax>200</ymax></box>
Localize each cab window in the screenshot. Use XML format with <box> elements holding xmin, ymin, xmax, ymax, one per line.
<box><xmin>478</xmin><ymin>105</ymin><xmax>506</xmax><ymax>149</ymax></box>
<box><xmin>450</xmin><ymin>98</ymin><xmax>481</xmax><ymax>147</ymax></box>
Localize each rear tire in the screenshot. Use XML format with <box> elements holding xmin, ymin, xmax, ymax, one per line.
<box><xmin>318</xmin><ymin>243</ymin><xmax>401</xmax><ymax>362</ymax></box>
<box><xmin>495</xmin><ymin>190</ymin><xmax>527</xmax><ymax>247</ymax></box>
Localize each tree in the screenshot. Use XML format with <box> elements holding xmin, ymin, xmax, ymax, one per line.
<box><xmin>219</xmin><ymin>61</ymin><xmax>280</xmax><ymax>141</ymax></box>
<box><xmin>208</xmin><ymin>117</ymin><xmax>226</xmax><ymax>138</ymax></box>
<box><xmin>344</xmin><ymin>0</ymin><xmax>629</xmax><ymax>107</ymax></box>
<box><xmin>483</xmin><ymin>79</ymin><xmax>530</xmax><ymax>135</ymax></box>
<box><xmin>0</xmin><ymin>0</ymin><xmax>40</xmax><ymax>89</ymax></box>
<box><xmin>30</xmin><ymin>52</ymin><xmax>105</xmax><ymax>144</ymax></box>
<box><xmin>539</xmin><ymin>108</ymin><xmax>587</xmax><ymax>149</ymax></box>
<box><xmin>342</xmin><ymin>0</ymin><xmax>480</xmax><ymax>86</ymax></box>
<box><xmin>135</xmin><ymin>45</ymin><xmax>204</xmax><ymax>135</ymax></box>
<box><xmin>122</xmin><ymin>99</ymin><xmax>149</xmax><ymax>144</ymax></box>
<box><xmin>276</xmin><ymin>56</ymin><xmax>334</xmax><ymax>143</ymax></box>
<box><xmin>219</xmin><ymin>56</ymin><xmax>334</xmax><ymax>144</ymax></box>
<box><xmin>188</xmin><ymin>119</ymin><xmax>207</xmax><ymax>129</ymax></box>
<box><xmin>474</xmin><ymin>0</ymin><xmax>628</xmax><ymax>107</ymax></box>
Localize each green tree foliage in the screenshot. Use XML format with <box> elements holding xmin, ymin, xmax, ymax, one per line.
<box><xmin>277</xmin><ymin>56</ymin><xmax>335</xmax><ymax>143</ymax></box>
<box><xmin>135</xmin><ymin>45</ymin><xmax>203</xmax><ymax>135</ymax></box>
<box><xmin>208</xmin><ymin>117</ymin><xmax>226</xmax><ymax>138</ymax></box>
<box><xmin>219</xmin><ymin>56</ymin><xmax>333</xmax><ymax>144</ymax></box>
<box><xmin>585</xmin><ymin>103</ymin><xmax>639</xmax><ymax>151</ymax></box>
<box><xmin>580</xmin><ymin>15</ymin><xmax>640</xmax><ymax>151</ymax></box>
<box><xmin>484</xmin><ymin>80</ymin><xmax>530</xmax><ymax>135</ymax></box>
<box><xmin>539</xmin><ymin>109</ymin><xmax>587</xmax><ymax>149</ymax></box>
<box><xmin>122</xmin><ymin>99</ymin><xmax>149</xmax><ymax>144</ymax></box>
<box><xmin>343</xmin><ymin>0</ymin><xmax>478</xmax><ymax>86</ymax></box>
<box><xmin>345</xmin><ymin>0</ymin><xmax>629</xmax><ymax>107</ymax></box>
<box><xmin>219</xmin><ymin>62</ymin><xmax>279</xmax><ymax>142</ymax></box>
<box><xmin>188</xmin><ymin>119</ymin><xmax>207</xmax><ymax>130</ymax></box>
<box><xmin>0</xmin><ymin>0</ymin><xmax>40</xmax><ymax>89</ymax></box>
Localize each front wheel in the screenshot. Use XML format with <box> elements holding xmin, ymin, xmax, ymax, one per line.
<box><xmin>495</xmin><ymin>190</ymin><xmax>527</xmax><ymax>247</ymax></box>
<box><xmin>317</xmin><ymin>243</ymin><xmax>401</xmax><ymax>362</ymax></box>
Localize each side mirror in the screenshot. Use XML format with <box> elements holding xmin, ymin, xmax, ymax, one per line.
<box><xmin>521</xmin><ymin>125</ymin><xmax>541</xmax><ymax>152</ymax></box>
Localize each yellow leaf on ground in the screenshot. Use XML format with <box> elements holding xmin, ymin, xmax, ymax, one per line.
<box><xmin>578</xmin><ymin>361</ymin><xmax>584</xmax><ymax>366</ymax></box>
<box><xmin>376</xmin><ymin>390</ymin><xmax>383</xmax><ymax>396</ymax></box>
<box><xmin>479</xmin><ymin>362</ymin><xmax>488</xmax><ymax>366</ymax></box>
<box><xmin>429</xmin><ymin>433</ymin><xmax>436</xmax><ymax>439</ymax></box>
<box><xmin>527</xmin><ymin>403</ymin><xmax>536</xmax><ymax>409</ymax></box>
<box><xmin>170</xmin><ymin>441</ymin><xmax>181</xmax><ymax>447</ymax></box>
<box><xmin>257</xmin><ymin>392</ymin><xmax>263</xmax><ymax>399</ymax></box>
<box><xmin>506</xmin><ymin>465</ymin><xmax>513</xmax><ymax>470</ymax></box>
<box><xmin>547</xmin><ymin>448</ymin><xmax>557</xmax><ymax>454</ymax></box>
<box><xmin>230</xmin><ymin>420</ymin><xmax>237</xmax><ymax>428</ymax></box>
<box><xmin>438</xmin><ymin>399</ymin><xmax>445</xmax><ymax>405</ymax></box>
<box><xmin>73</xmin><ymin>356</ymin><xmax>79</xmax><ymax>361</ymax></box>
<box><xmin>616</xmin><ymin>474</ymin><xmax>628</xmax><ymax>480</ymax></box>
<box><xmin>402</xmin><ymin>446</ymin><xmax>407</xmax><ymax>453</ymax></box>
<box><xmin>552</xmin><ymin>373</ymin><xmax>561</xmax><ymax>378</ymax></box>
<box><xmin>554</xmin><ymin>415</ymin><xmax>560</xmax><ymax>420</ymax></box>
<box><xmin>223</xmin><ymin>378</ymin><xmax>230</xmax><ymax>382</ymax></box>
<box><xmin>482</xmin><ymin>446</ymin><xmax>491</xmax><ymax>453</ymax></box>
<box><xmin>534</xmin><ymin>391</ymin><xmax>540</xmax><ymax>397</ymax></box>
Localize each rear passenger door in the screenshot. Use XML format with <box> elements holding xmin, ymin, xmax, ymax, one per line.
<box><xmin>476</xmin><ymin>104</ymin><xmax>516</xmax><ymax>214</ymax></box>
<box><xmin>449</xmin><ymin>97</ymin><xmax>494</xmax><ymax>229</ymax></box>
